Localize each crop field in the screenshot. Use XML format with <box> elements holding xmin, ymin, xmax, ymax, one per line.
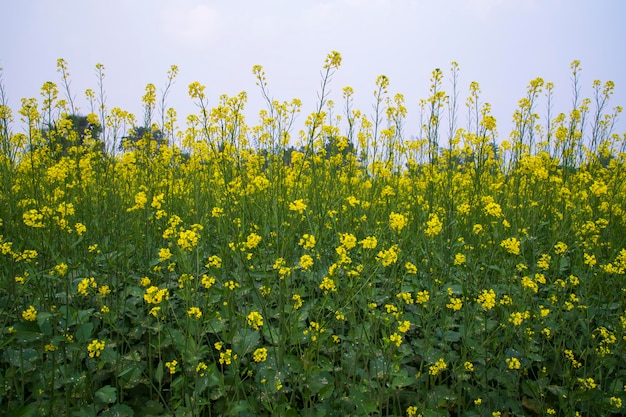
<box><xmin>0</xmin><ymin>53</ymin><xmax>625</xmax><ymax>416</ymax></box>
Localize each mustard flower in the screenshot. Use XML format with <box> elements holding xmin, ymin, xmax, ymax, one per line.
<box><xmin>298</xmin><ymin>234</ymin><xmax>316</xmax><ymax>249</ymax></box>
<box><xmin>473</xmin><ymin>223</ymin><xmax>483</xmax><ymax>234</ymax></box>
<box><xmin>339</xmin><ymin>233</ymin><xmax>357</xmax><ymax>250</ymax></box>
<box><xmin>429</xmin><ymin>358</ymin><xmax>447</xmax><ymax>376</ymax></box>
<box><xmin>406</xmin><ymin>406</ymin><xmax>419</xmax><ymax>417</ymax></box>
<box><xmin>477</xmin><ymin>289</ymin><xmax>497</xmax><ymax>310</ymax></box>
<box><xmin>299</xmin><ymin>254</ymin><xmax>314</xmax><ymax>270</ymax></box>
<box><xmin>206</xmin><ymin>255</ymin><xmax>222</xmax><ymax>268</ymax></box>
<box><xmin>506</xmin><ymin>357</ymin><xmax>521</xmax><ymax>370</ymax></box>
<box><xmin>87</xmin><ymin>339</ymin><xmax>105</xmax><ymax>358</ymax></box>
<box><xmin>159</xmin><ymin>248</ymin><xmax>173</xmax><ymax>262</ymax></box>
<box><xmin>211</xmin><ymin>207</ymin><xmax>224</xmax><ymax>217</ymax></box>
<box><xmin>165</xmin><ymin>360</ymin><xmax>178</xmax><ymax>374</ymax></box>
<box><xmin>376</xmin><ymin>244</ymin><xmax>399</xmax><ymax>266</ymax></box>
<box><xmin>247</xmin><ymin>311</ymin><xmax>264</xmax><ymax>330</ymax></box>
<box><xmin>22</xmin><ymin>305</ymin><xmax>37</xmax><ymax>321</ymax></box>
<box><xmin>389</xmin><ymin>212</ymin><xmax>408</xmax><ymax>232</ymax></box>
<box><xmin>453</xmin><ymin>253</ymin><xmax>466</xmax><ymax>266</ymax></box>
<box><xmin>143</xmin><ymin>286</ymin><xmax>169</xmax><ymax>304</ymax></box>
<box><xmin>446</xmin><ymin>297</ymin><xmax>463</xmax><ymax>311</ymax></box>
<box><xmin>359</xmin><ymin>235</ymin><xmax>378</xmax><ymax>249</ymax></box>
<box><xmin>396</xmin><ymin>292</ymin><xmax>414</xmax><ymax>304</ymax></box>
<box><xmin>554</xmin><ymin>241</ymin><xmax>568</xmax><ymax>255</ymax></box>
<box><xmin>424</xmin><ymin>213</ymin><xmax>443</xmax><ymax>237</ymax></box>
<box><xmin>610</xmin><ymin>397</ymin><xmax>622</xmax><ymax>409</ymax></box>
<box><xmin>98</xmin><ymin>285</ymin><xmax>110</xmax><ymax>296</ymax></box>
<box><xmin>244</xmin><ymin>232</ymin><xmax>262</xmax><ymax>249</ymax></box>
<box><xmin>289</xmin><ymin>199</ymin><xmax>307</xmax><ymax>215</ymax></box>
<box><xmin>54</xmin><ymin>263</ymin><xmax>68</xmax><ymax>276</ymax></box>
<box><xmin>537</xmin><ymin>253</ymin><xmax>551</xmax><ymax>270</ymax></box>
<box><xmin>405</xmin><ymin>261</ymin><xmax>417</xmax><ymax>274</ymax></box>
<box><xmin>319</xmin><ymin>276</ymin><xmax>337</xmax><ymax>294</ymax></box>
<box><xmin>187</xmin><ymin>307</ymin><xmax>202</xmax><ymax>319</ymax></box>
<box><xmin>500</xmin><ymin>237</ymin><xmax>521</xmax><ymax>255</ymax></box>
<box><xmin>389</xmin><ymin>333</ymin><xmax>403</xmax><ymax>347</ymax></box>
<box><xmin>292</xmin><ymin>294</ymin><xmax>303</xmax><ymax>309</ymax></box>
<box><xmin>219</xmin><ymin>349</ymin><xmax>236</xmax><ymax>365</ymax></box>
<box><xmin>253</xmin><ymin>347</ymin><xmax>268</xmax><ymax>363</ymax></box>
<box><xmin>464</xmin><ymin>362</ymin><xmax>474</xmax><ymax>372</ymax></box>
<box><xmin>224</xmin><ymin>280</ymin><xmax>240</xmax><ymax>291</ymax></box>
<box><xmin>75</xmin><ymin>222</ymin><xmax>87</xmax><ymax>236</ymax></box>
<box><xmin>416</xmin><ymin>290</ymin><xmax>429</xmax><ymax>305</ymax></box>
<box><xmin>398</xmin><ymin>320</ymin><xmax>411</xmax><ymax>333</ymax></box>
<box><xmin>201</xmin><ymin>274</ymin><xmax>216</xmax><ymax>289</ymax></box>
<box><xmin>196</xmin><ymin>362</ymin><xmax>208</xmax><ymax>376</ymax></box>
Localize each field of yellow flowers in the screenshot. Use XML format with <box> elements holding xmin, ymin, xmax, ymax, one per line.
<box><xmin>1</xmin><ymin>52</ymin><xmax>625</xmax><ymax>416</ymax></box>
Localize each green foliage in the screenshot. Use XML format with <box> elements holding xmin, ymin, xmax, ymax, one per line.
<box><xmin>0</xmin><ymin>53</ymin><xmax>626</xmax><ymax>416</ymax></box>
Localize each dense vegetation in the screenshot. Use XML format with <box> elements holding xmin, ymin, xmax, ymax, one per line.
<box><xmin>1</xmin><ymin>53</ymin><xmax>625</xmax><ymax>416</ymax></box>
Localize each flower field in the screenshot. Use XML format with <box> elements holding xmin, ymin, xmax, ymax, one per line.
<box><xmin>1</xmin><ymin>52</ymin><xmax>625</xmax><ymax>416</ymax></box>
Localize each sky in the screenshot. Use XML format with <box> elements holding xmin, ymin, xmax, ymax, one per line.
<box><xmin>1</xmin><ymin>0</ymin><xmax>625</xmax><ymax>144</ymax></box>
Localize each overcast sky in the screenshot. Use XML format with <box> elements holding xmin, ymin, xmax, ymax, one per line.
<box><xmin>2</xmin><ymin>0</ymin><xmax>625</xmax><ymax>142</ymax></box>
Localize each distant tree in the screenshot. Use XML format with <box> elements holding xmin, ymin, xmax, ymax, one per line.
<box><xmin>119</xmin><ymin>126</ymin><xmax>166</xmax><ymax>152</ymax></box>
<box><xmin>43</xmin><ymin>113</ymin><xmax>103</xmax><ymax>158</ymax></box>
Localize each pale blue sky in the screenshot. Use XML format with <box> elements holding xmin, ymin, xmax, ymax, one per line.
<box><xmin>2</xmin><ymin>0</ymin><xmax>625</xmax><ymax>142</ymax></box>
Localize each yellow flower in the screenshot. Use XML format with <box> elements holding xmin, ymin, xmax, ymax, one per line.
<box><xmin>22</xmin><ymin>305</ymin><xmax>38</xmax><ymax>321</ymax></box>
<box><xmin>159</xmin><ymin>248</ymin><xmax>173</xmax><ymax>262</ymax></box>
<box><xmin>376</xmin><ymin>244</ymin><xmax>399</xmax><ymax>266</ymax></box>
<box><xmin>389</xmin><ymin>212</ymin><xmax>408</xmax><ymax>232</ymax></box>
<box><xmin>506</xmin><ymin>357</ymin><xmax>521</xmax><ymax>370</ymax></box>
<box><xmin>500</xmin><ymin>237</ymin><xmax>521</xmax><ymax>255</ymax></box>
<box><xmin>201</xmin><ymin>274</ymin><xmax>216</xmax><ymax>289</ymax></box>
<box><xmin>319</xmin><ymin>276</ymin><xmax>337</xmax><ymax>294</ymax></box>
<box><xmin>87</xmin><ymin>339</ymin><xmax>105</xmax><ymax>358</ymax></box>
<box><xmin>405</xmin><ymin>261</ymin><xmax>417</xmax><ymax>274</ymax></box>
<box><xmin>292</xmin><ymin>294</ymin><xmax>303</xmax><ymax>309</ymax></box>
<box><xmin>446</xmin><ymin>297</ymin><xmax>463</xmax><ymax>311</ymax></box>
<box><xmin>75</xmin><ymin>222</ymin><xmax>87</xmax><ymax>236</ymax></box>
<box><xmin>464</xmin><ymin>362</ymin><xmax>474</xmax><ymax>372</ymax></box>
<box><xmin>165</xmin><ymin>360</ymin><xmax>178</xmax><ymax>374</ymax></box>
<box><xmin>359</xmin><ymin>235</ymin><xmax>378</xmax><ymax>249</ymax></box>
<box><xmin>416</xmin><ymin>290</ymin><xmax>429</xmax><ymax>305</ymax></box>
<box><xmin>44</xmin><ymin>343</ymin><xmax>58</xmax><ymax>352</ymax></box>
<box><xmin>289</xmin><ymin>199</ymin><xmax>307</xmax><ymax>215</ymax></box>
<box><xmin>477</xmin><ymin>289</ymin><xmax>497</xmax><ymax>310</ymax></box>
<box><xmin>406</xmin><ymin>406</ymin><xmax>419</xmax><ymax>417</ymax></box>
<box><xmin>429</xmin><ymin>358</ymin><xmax>447</xmax><ymax>376</ymax></box>
<box><xmin>219</xmin><ymin>349</ymin><xmax>236</xmax><ymax>365</ymax></box>
<box><xmin>299</xmin><ymin>254</ymin><xmax>314</xmax><ymax>270</ymax></box>
<box><xmin>298</xmin><ymin>234</ymin><xmax>316</xmax><ymax>249</ymax></box>
<box><xmin>98</xmin><ymin>285</ymin><xmax>110</xmax><ymax>296</ymax></box>
<box><xmin>398</xmin><ymin>320</ymin><xmax>411</xmax><ymax>333</ymax></box>
<box><xmin>424</xmin><ymin>213</ymin><xmax>443</xmax><ymax>237</ymax></box>
<box><xmin>253</xmin><ymin>347</ymin><xmax>268</xmax><ymax>363</ymax></box>
<box><xmin>453</xmin><ymin>253</ymin><xmax>466</xmax><ymax>266</ymax></box>
<box><xmin>389</xmin><ymin>333</ymin><xmax>403</xmax><ymax>347</ymax></box>
<box><xmin>247</xmin><ymin>311</ymin><xmax>264</xmax><ymax>330</ymax></box>
<box><xmin>54</xmin><ymin>263</ymin><xmax>68</xmax><ymax>276</ymax></box>
<box><xmin>196</xmin><ymin>362</ymin><xmax>208</xmax><ymax>376</ymax></box>
<box><xmin>187</xmin><ymin>306</ymin><xmax>202</xmax><ymax>319</ymax></box>
<box><xmin>244</xmin><ymin>232</ymin><xmax>262</xmax><ymax>249</ymax></box>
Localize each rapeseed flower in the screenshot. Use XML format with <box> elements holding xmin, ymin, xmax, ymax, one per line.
<box><xmin>87</xmin><ymin>339</ymin><xmax>105</xmax><ymax>358</ymax></box>
<box><xmin>247</xmin><ymin>311</ymin><xmax>264</xmax><ymax>330</ymax></box>
<box><xmin>22</xmin><ymin>305</ymin><xmax>37</xmax><ymax>321</ymax></box>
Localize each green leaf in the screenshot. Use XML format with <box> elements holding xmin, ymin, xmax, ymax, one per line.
<box><xmin>95</xmin><ymin>385</ymin><xmax>117</xmax><ymax>404</ymax></box>
<box><xmin>155</xmin><ymin>361</ymin><xmax>164</xmax><ymax>384</ymax></box>
<box><xmin>100</xmin><ymin>404</ymin><xmax>134</xmax><ymax>417</ymax></box>
<box><xmin>306</xmin><ymin>371</ymin><xmax>334</xmax><ymax>395</ymax></box>
<box><xmin>232</xmin><ymin>328</ymin><xmax>260</xmax><ymax>356</ymax></box>
<box><xmin>74</xmin><ymin>322</ymin><xmax>94</xmax><ymax>343</ymax></box>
